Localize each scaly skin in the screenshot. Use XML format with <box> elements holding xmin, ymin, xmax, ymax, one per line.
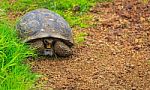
<box><xmin>29</xmin><ymin>39</ymin><xmax>72</xmax><ymax>57</ymax></box>
<box><xmin>54</xmin><ymin>41</ymin><xmax>73</xmax><ymax>57</ymax></box>
<box><xmin>29</xmin><ymin>39</ymin><xmax>44</xmax><ymax>49</ymax></box>
<box><xmin>29</xmin><ymin>39</ymin><xmax>45</xmax><ymax>55</ymax></box>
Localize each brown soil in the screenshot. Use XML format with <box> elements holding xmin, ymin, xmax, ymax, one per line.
<box><xmin>30</xmin><ymin>0</ymin><xmax>150</xmax><ymax>90</ymax></box>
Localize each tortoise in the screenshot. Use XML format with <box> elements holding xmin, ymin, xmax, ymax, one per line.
<box><xmin>16</xmin><ymin>9</ymin><xmax>74</xmax><ymax>57</ymax></box>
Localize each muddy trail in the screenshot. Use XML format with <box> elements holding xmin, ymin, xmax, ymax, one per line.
<box><xmin>30</xmin><ymin>0</ymin><xmax>150</xmax><ymax>90</ymax></box>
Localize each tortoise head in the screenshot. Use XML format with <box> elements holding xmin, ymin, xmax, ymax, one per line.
<box><xmin>28</xmin><ymin>38</ymin><xmax>55</xmax><ymax>56</ymax></box>
<box><xmin>42</xmin><ymin>39</ymin><xmax>54</xmax><ymax>56</ymax></box>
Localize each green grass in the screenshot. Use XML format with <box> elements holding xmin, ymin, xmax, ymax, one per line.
<box><xmin>0</xmin><ymin>21</ymin><xmax>38</xmax><ymax>90</ymax></box>
<box><xmin>141</xmin><ymin>0</ymin><xmax>149</xmax><ymax>4</ymax></box>
<box><xmin>0</xmin><ymin>0</ymin><xmax>112</xmax><ymax>27</ymax></box>
<box><xmin>75</xmin><ymin>32</ymin><xmax>88</xmax><ymax>43</ymax></box>
<box><xmin>0</xmin><ymin>0</ymin><xmax>97</xmax><ymax>27</ymax></box>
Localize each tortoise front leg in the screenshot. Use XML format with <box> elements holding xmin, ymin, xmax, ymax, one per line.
<box><xmin>28</xmin><ymin>39</ymin><xmax>45</xmax><ymax>55</ymax></box>
<box><xmin>54</xmin><ymin>41</ymin><xmax>73</xmax><ymax>57</ymax></box>
<box><xmin>29</xmin><ymin>39</ymin><xmax>44</xmax><ymax>49</ymax></box>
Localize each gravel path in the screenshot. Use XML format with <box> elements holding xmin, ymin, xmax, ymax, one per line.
<box><xmin>31</xmin><ymin>0</ymin><xmax>150</xmax><ymax>90</ymax></box>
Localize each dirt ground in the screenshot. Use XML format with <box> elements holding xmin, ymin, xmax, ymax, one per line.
<box><xmin>30</xmin><ymin>0</ymin><xmax>150</xmax><ymax>90</ymax></box>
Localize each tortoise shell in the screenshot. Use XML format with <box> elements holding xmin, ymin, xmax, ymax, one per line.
<box><xmin>16</xmin><ymin>9</ymin><xmax>73</xmax><ymax>46</ymax></box>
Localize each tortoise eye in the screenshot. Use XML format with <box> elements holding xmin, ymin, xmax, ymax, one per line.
<box><xmin>43</xmin><ymin>39</ymin><xmax>53</xmax><ymax>44</ymax></box>
<box><xmin>43</xmin><ymin>39</ymin><xmax>53</xmax><ymax>49</ymax></box>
